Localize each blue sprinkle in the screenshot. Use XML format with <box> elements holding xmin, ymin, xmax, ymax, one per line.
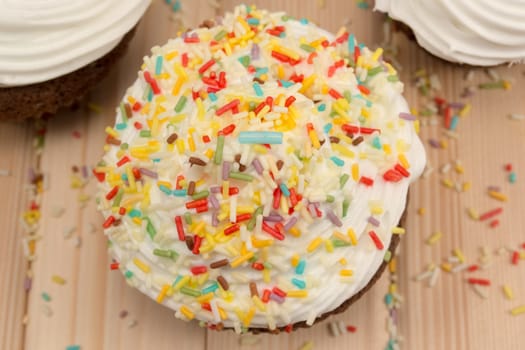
<box><xmin>155</xmin><ymin>55</ymin><xmax>163</xmax><ymax>75</ymax></box>
<box><xmin>372</xmin><ymin>136</ymin><xmax>382</xmax><ymax>149</ymax></box>
<box><xmin>238</xmin><ymin>131</ymin><xmax>283</xmax><ymax>144</ymax></box>
<box><xmin>449</xmin><ymin>115</ymin><xmax>459</xmax><ymax>131</ymax></box>
<box><xmin>152</xmin><ymin>158</ymin><xmax>161</xmax><ymax>163</ymax></box>
<box><xmin>279</xmin><ymin>183</ymin><xmax>290</xmax><ymax>197</ymax></box>
<box><xmin>358</xmin><ymin>43</ymin><xmax>365</xmax><ymax>50</ymax></box>
<box><xmin>292</xmin><ymin>278</ymin><xmax>306</xmax><ymax>289</ymax></box>
<box><xmin>323</xmin><ymin>123</ymin><xmax>333</xmax><ymax>134</ymax></box>
<box><xmin>279</xmin><ymin>32</ymin><xmax>286</xmax><ymax>38</ymax></box>
<box><xmin>295</xmin><ymin>260</ymin><xmax>306</xmax><ymax>275</ymax></box>
<box><xmin>121</xmin><ymin>173</ymin><xmax>128</xmax><ymax>181</ymax></box>
<box><xmin>208</xmin><ymin>93</ymin><xmax>218</xmax><ymax>102</ymax></box>
<box><xmin>66</xmin><ymin>345</ymin><xmax>81</xmax><ymax>350</ymax></box>
<box><xmin>247</xmin><ymin>18</ymin><xmax>259</xmax><ymax>25</ymax></box>
<box><xmin>299</xmin><ymin>18</ymin><xmax>309</xmax><ymax>25</ymax></box>
<box><xmin>159</xmin><ymin>185</ymin><xmax>172</xmax><ymax>195</ymax></box>
<box><xmin>348</xmin><ymin>33</ymin><xmax>355</xmax><ymax>54</ymax></box>
<box><xmin>317</xmin><ymin>103</ymin><xmax>326</xmax><ymax>112</ymax></box>
<box><xmin>253</xmin><ymin>82</ymin><xmax>263</xmax><ymax>96</ymax></box>
<box><xmin>330</xmin><ymin>156</ymin><xmax>345</xmax><ymax>167</ymax></box>
<box><xmin>172</xmin><ymin>275</ymin><xmax>182</xmax><ymax>287</ymax></box>
<box><xmin>147</xmin><ymin>88</ymin><xmax>153</xmax><ymax>102</ymax></box>
<box><xmin>173</xmin><ymin>189</ymin><xmax>187</xmax><ymax>197</ymax></box>
<box><xmin>128</xmin><ymin>209</ymin><xmax>142</xmax><ymax>218</ymax></box>
<box><xmin>384</xmin><ymin>293</ymin><xmax>393</xmax><ymax>306</ymax></box>
<box><xmin>202</xmin><ymin>282</ymin><xmax>219</xmax><ymax>294</ymax></box>
<box><xmin>115</xmin><ymin>123</ymin><xmax>127</xmax><ymax>130</ymax></box>
<box><xmin>509</xmin><ymin>172</ymin><xmax>517</xmax><ymax>183</ymax></box>
<box><xmin>280</xmin><ymin>80</ymin><xmax>294</xmax><ymax>88</ymax></box>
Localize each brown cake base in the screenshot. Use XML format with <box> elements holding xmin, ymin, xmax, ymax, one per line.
<box><xmin>0</xmin><ymin>28</ymin><xmax>136</xmax><ymax>121</ymax></box>
<box><xmin>211</xmin><ymin>206</ymin><xmax>407</xmax><ymax>334</ymax></box>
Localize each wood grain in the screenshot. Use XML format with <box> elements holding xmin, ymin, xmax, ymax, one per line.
<box><xmin>1</xmin><ymin>1</ymin><xmax>525</xmax><ymax>349</ymax></box>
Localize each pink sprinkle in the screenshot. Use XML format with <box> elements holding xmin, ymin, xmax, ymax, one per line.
<box><xmin>326</xmin><ymin>209</ymin><xmax>343</xmax><ymax>227</ymax></box>
<box><xmin>222</xmin><ymin>161</ymin><xmax>231</xmax><ymax>180</ymax></box>
<box><xmin>252</xmin><ymin>158</ymin><xmax>263</xmax><ymax>174</ymax></box>
<box><xmin>367</xmin><ymin>216</ymin><xmax>380</xmax><ymax>227</ymax></box>
<box><xmin>284</xmin><ymin>216</ymin><xmax>298</xmax><ymax>230</ymax></box>
<box><xmin>399</xmin><ymin>112</ymin><xmax>416</xmax><ymax>121</ymax></box>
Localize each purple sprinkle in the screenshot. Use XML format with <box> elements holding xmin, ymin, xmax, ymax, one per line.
<box><xmin>208</xmin><ymin>194</ymin><xmax>219</xmax><ymax>209</ymax></box>
<box><xmin>28</xmin><ymin>167</ymin><xmax>35</xmax><ymax>182</ymax></box>
<box><xmin>139</xmin><ymin>168</ymin><xmax>158</xmax><ymax>179</ymax></box>
<box><xmin>448</xmin><ymin>102</ymin><xmax>465</xmax><ymax>109</ymax></box>
<box><xmin>264</xmin><ymin>214</ymin><xmax>283</xmax><ymax>222</ymax></box>
<box><xmin>24</xmin><ymin>277</ymin><xmax>32</xmax><ymax>292</ymax></box>
<box><xmin>210</xmin><ymin>186</ymin><xmax>221</xmax><ymax>193</ymax></box>
<box><xmin>251</xmin><ymin>44</ymin><xmax>260</xmax><ymax>60</ymax></box>
<box><xmin>428</xmin><ymin>139</ymin><xmax>440</xmax><ymax>148</ymax></box>
<box><xmin>212</xmin><ymin>212</ymin><xmax>219</xmax><ymax>227</ymax></box>
<box><xmin>399</xmin><ymin>112</ymin><xmax>416</xmax><ymax>121</ymax></box>
<box><xmin>307</xmin><ymin>203</ymin><xmax>317</xmax><ymax>217</ymax></box>
<box><xmin>487</xmin><ymin>185</ymin><xmax>501</xmax><ymax>192</ymax></box>
<box><xmin>269</xmin><ymin>293</ymin><xmax>284</xmax><ymax>304</ymax></box>
<box><xmin>326</xmin><ymin>209</ymin><xmax>343</xmax><ymax>227</ymax></box>
<box><xmin>119</xmin><ymin>310</ymin><xmax>128</xmax><ymax>318</ymax></box>
<box><xmin>367</xmin><ymin>216</ymin><xmax>380</xmax><ymax>227</ymax></box>
<box><xmin>222</xmin><ymin>161</ymin><xmax>231</xmax><ymax>181</ymax></box>
<box><xmin>284</xmin><ymin>216</ymin><xmax>298</xmax><ymax>231</ymax></box>
<box><xmin>252</xmin><ymin>158</ymin><xmax>263</xmax><ymax>175</ymax></box>
<box><xmin>82</xmin><ymin>165</ymin><xmax>89</xmax><ymax>179</ymax></box>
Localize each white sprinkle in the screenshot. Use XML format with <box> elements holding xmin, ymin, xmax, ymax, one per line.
<box><xmin>41</xmin><ymin>304</ymin><xmax>53</xmax><ymax>317</ymax></box>
<box><xmin>471</xmin><ymin>284</ymin><xmax>488</xmax><ymax>299</ymax></box>
<box><xmin>0</xmin><ymin>169</ymin><xmax>10</xmax><ymax>176</ymax></box>
<box><xmin>440</xmin><ymin>163</ymin><xmax>451</xmax><ymax>174</ymax></box>
<box><xmin>452</xmin><ymin>263</ymin><xmax>469</xmax><ymax>273</ymax></box>
<box><xmin>239</xmin><ymin>334</ymin><xmax>261</xmax><ymax>346</ymax></box>
<box><xmin>63</xmin><ymin>226</ymin><xmax>76</xmax><ymax>239</ymax></box>
<box><xmin>73</xmin><ymin>236</ymin><xmax>82</xmax><ymax>248</ymax></box>
<box><xmin>127</xmin><ymin>319</ymin><xmax>138</xmax><ymax>328</ymax></box>
<box><xmin>51</xmin><ymin>206</ymin><xmax>65</xmax><ymax>218</ymax></box>
<box><xmin>422</xmin><ymin>165</ymin><xmax>434</xmax><ymax>179</ymax></box>
<box><xmin>486</xmin><ymin>68</ymin><xmax>500</xmax><ymax>81</ymax></box>
<box><xmin>508</xmin><ymin>113</ymin><xmax>525</xmax><ymax>120</ymax></box>
<box><xmin>465</xmin><ymin>70</ymin><xmax>475</xmax><ymax>81</ymax></box>
<box><xmin>414</xmin><ymin>269</ymin><xmax>433</xmax><ymax>282</ymax></box>
<box><xmin>428</xmin><ymin>267</ymin><xmax>440</xmax><ymax>287</ymax></box>
<box><xmin>328</xmin><ymin>321</ymin><xmax>340</xmax><ymax>337</ymax></box>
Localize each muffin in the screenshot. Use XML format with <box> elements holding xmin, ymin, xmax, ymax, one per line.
<box><xmin>95</xmin><ymin>5</ymin><xmax>425</xmax><ymax>333</ymax></box>
<box><xmin>0</xmin><ymin>0</ymin><xmax>151</xmax><ymax>121</ymax></box>
<box><xmin>375</xmin><ymin>0</ymin><xmax>525</xmax><ymax>66</ymax></box>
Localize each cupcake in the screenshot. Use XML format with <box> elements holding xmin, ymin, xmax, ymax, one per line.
<box><xmin>0</xmin><ymin>0</ymin><xmax>151</xmax><ymax>121</ymax></box>
<box><xmin>95</xmin><ymin>5</ymin><xmax>425</xmax><ymax>333</ymax></box>
<box><xmin>375</xmin><ymin>0</ymin><xmax>525</xmax><ymax>66</ymax></box>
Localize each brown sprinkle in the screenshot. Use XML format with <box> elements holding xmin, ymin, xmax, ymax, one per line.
<box><xmin>72</xmin><ymin>165</ymin><xmax>79</xmax><ymax>172</ymax></box>
<box><xmin>107</xmin><ymin>137</ymin><xmax>122</xmax><ymax>146</ymax></box>
<box><xmin>215</xmin><ymin>322</ymin><xmax>224</xmax><ymax>331</ymax></box>
<box><xmin>185</xmin><ymin>236</ymin><xmax>194</xmax><ymax>251</ymax></box>
<box><xmin>217</xmin><ymin>275</ymin><xmax>229</xmax><ymax>291</ymax></box>
<box><xmin>249</xmin><ymin>282</ymin><xmax>258</xmax><ymax>297</ymax></box>
<box><xmin>210</xmin><ymin>259</ymin><xmax>229</xmax><ymax>269</ymax></box>
<box><xmin>352</xmin><ymin>136</ymin><xmax>364</xmax><ymax>146</ymax></box>
<box><xmin>276</xmin><ymin>160</ymin><xmax>284</xmax><ymax>170</ymax></box>
<box><xmin>252</xmin><ymin>77</ymin><xmax>265</xmax><ymax>84</ymax></box>
<box><xmin>189</xmin><ymin>156</ymin><xmax>207</xmax><ymax>166</ymax></box>
<box><xmin>124</xmin><ymin>103</ymin><xmax>132</xmax><ymax>119</ymax></box>
<box><xmin>187</xmin><ymin>181</ymin><xmax>196</xmax><ymax>196</ymax></box>
<box><xmin>199</xmin><ymin>19</ymin><xmax>215</xmax><ymax>28</ymax></box>
<box><xmin>329</xmin><ymin>136</ymin><xmax>340</xmax><ymax>144</ymax></box>
<box><xmin>167</xmin><ymin>133</ymin><xmax>178</xmax><ymax>144</ymax></box>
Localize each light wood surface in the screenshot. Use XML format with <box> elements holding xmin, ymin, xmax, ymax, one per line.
<box><xmin>1</xmin><ymin>1</ymin><xmax>524</xmax><ymax>349</ymax></box>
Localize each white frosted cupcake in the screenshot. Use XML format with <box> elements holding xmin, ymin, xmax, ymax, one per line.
<box><xmin>95</xmin><ymin>5</ymin><xmax>425</xmax><ymax>333</ymax></box>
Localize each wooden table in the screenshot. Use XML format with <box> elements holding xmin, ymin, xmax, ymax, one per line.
<box><xmin>1</xmin><ymin>1</ymin><xmax>524</xmax><ymax>349</ymax></box>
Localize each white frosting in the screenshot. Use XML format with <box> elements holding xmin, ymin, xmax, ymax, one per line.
<box><xmin>0</xmin><ymin>0</ymin><xmax>151</xmax><ymax>86</ymax></box>
<box><xmin>96</xmin><ymin>6</ymin><xmax>425</xmax><ymax>331</ymax></box>
<box><xmin>375</xmin><ymin>0</ymin><xmax>525</xmax><ymax>66</ymax></box>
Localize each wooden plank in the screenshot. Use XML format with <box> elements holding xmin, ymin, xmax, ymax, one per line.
<box><xmin>0</xmin><ymin>122</ymin><xmax>34</xmax><ymax>350</ymax></box>
<box><xmin>23</xmin><ymin>1</ymin><xmax>215</xmax><ymax>350</ymax></box>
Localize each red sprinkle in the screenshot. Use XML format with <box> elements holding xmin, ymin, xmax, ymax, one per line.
<box><xmin>284</xmin><ymin>96</ymin><xmax>296</xmax><ymax>107</ymax></box>
<box><xmin>235</xmin><ymin>213</ymin><xmax>252</xmax><ymax>223</ymax></box>
<box><xmin>359</xmin><ymin>176</ymin><xmax>374</xmax><ymax>186</ymax></box>
<box><xmin>262</xmin><ymin>289</ymin><xmax>271</xmax><ymax>303</ymax></box>
<box><xmin>186</xmin><ymin>198</ymin><xmax>208</xmax><ymax>209</ymax></box>
<box><xmin>489</xmin><ymin>219</ymin><xmax>500</xmax><ymax>228</ymax></box>
<box><xmin>328</xmin><ymin>88</ymin><xmax>343</xmax><ymax>100</ymax></box>
<box><xmin>444</xmin><ymin>106</ymin><xmax>452</xmax><ymax>129</ymax></box>
<box><xmin>198</xmin><ymin>59</ymin><xmax>215</xmax><ymax>74</ymax></box>
<box><xmin>133</xmin><ymin>122</ymin><xmax>143</xmax><ymax>129</ymax></box>
<box><xmin>192</xmin><ymin>235</ymin><xmax>202</xmax><ymax>254</ymax></box>
<box><xmin>284</xmin><ymin>324</ymin><xmax>293</xmax><ymax>333</ymax></box>
<box><xmin>369</xmin><ymin>231</ymin><xmax>384</xmax><ymax>250</ymax></box>
<box><xmin>184</xmin><ymin>36</ymin><xmax>200</xmax><ymax>43</ymax></box>
<box><xmin>102</xmin><ymin>215</ymin><xmax>116</xmax><ymax>229</ymax></box>
<box><xmin>132</xmin><ymin>168</ymin><xmax>141</xmax><ymax>180</ymax></box>
<box><xmin>175</xmin><ymin>216</ymin><xmax>185</xmax><ymax>241</ymax></box>
<box><xmin>118</xmin><ymin>207</ymin><xmax>126</xmax><ymax>216</ymax></box>
<box><xmin>504</xmin><ymin>163</ymin><xmax>513</xmax><ymax>172</ymax></box>
<box><xmin>251</xmin><ymin>262</ymin><xmax>264</xmax><ymax>271</ymax></box>
<box><xmin>132</xmin><ymin>102</ymin><xmax>142</xmax><ymax>112</ymax></box>
<box><xmin>202</xmin><ymin>135</ymin><xmax>211</xmax><ymax>143</ymax></box>
<box><xmin>92</xmin><ymin>170</ymin><xmax>105</xmax><ymax>182</ymax></box>
<box><xmin>511</xmin><ymin>251</ymin><xmax>520</xmax><ymax>265</ymax></box>
<box><xmin>105</xmin><ymin>186</ymin><xmax>119</xmax><ymax>200</ymax></box>
<box><xmin>479</xmin><ymin>207</ymin><xmax>503</xmax><ymax>221</ymax></box>
<box><xmin>271</xmin><ymin>50</ymin><xmax>291</xmax><ymax>63</ymax></box>
<box><xmin>215</xmin><ymin>99</ymin><xmax>240</xmax><ymax>116</ymax></box>
<box><xmin>346</xmin><ymin>325</ymin><xmax>357</xmax><ymax>333</ymax></box>
<box><xmin>224</xmin><ymin>223</ymin><xmax>240</xmax><ymax>236</ymax></box>
<box><xmin>196</xmin><ymin>205</ymin><xmax>209</xmax><ymax>214</ymax></box>
<box><xmin>272</xmin><ymin>287</ymin><xmax>287</xmax><ymax>298</ymax></box>
<box><xmin>220</xmin><ymin>124</ymin><xmax>236</xmax><ymax>136</ymax></box>
<box><xmin>383</xmin><ymin>169</ymin><xmax>403</xmax><ymax>182</ymax></box>
<box><xmin>467</xmin><ymin>278</ymin><xmax>491</xmax><ymax>286</ymax></box>
<box><xmin>116</xmin><ymin>156</ymin><xmax>130</xmax><ymax>167</ymax></box>
<box><xmin>110</xmin><ymin>262</ymin><xmax>120</xmax><ymax>270</ymax></box>
<box><xmin>357</xmin><ymin>85</ymin><xmax>370</xmax><ymax>95</ymax></box>
<box><xmin>467</xmin><ymin>265</ymin><xmax>479</xmax><ymax>272</ymax></box>
<box><xmin>181</xmin><ymin>53</ymin><xmax>189</xmax><ymax>67</ymax></box>
<box><xmin>273</xmin><ymin>188</ymin><xmax>282</xmax><ymax>210</ymax></box>
<box><xmin>262</xmin><ymin>222</ymin><xmax>285</xmax><ymax>240</ymax></box>
<box><xmin>191</xmin><ymin>266</ymin><xmax>207</xmax><ymax>275</ymax></box>
<box><xmin>394</xmin><ymin>164</ymin><xmax>410</xmax><ymax>177</ymax></box>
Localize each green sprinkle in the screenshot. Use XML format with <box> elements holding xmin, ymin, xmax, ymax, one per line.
<box><xmin>342</xmin><ymin>199</ymin><xmax>350</xmax><ymax>217</ymax></box>
<box><xmin>153</xmin><ymin>249</ymin><xmax>172</xmax><ymax>258</ymax></box>
<box><xmin>247</xmin><ymin>206</ymin><xmax>263</xmax><ymax>230</ymax></box>
<box><xmin>509</xmin><ymin>172</ymin><xmax>517</xmax><ymax>183</ymax></box>
<box><xmin>478</xmin><ymin>81</ymin><xmax>506</xmax><ymax>89</ymax></box>
<box><xmin>144</xmin><ymin>217</ymin><xmax>156</xmax><ymax>239</ymax></box>
<box><xmin>214</xmin><ymin>30</ymin><xmax>227</xmax><ymax>41</ymax></box>
<box><xmin>192</xmin><ymin>190</ymin><xmax>209</xmax><ymax>200</ymax></box>
<box><xmin>387</xmin><ymin>75</ymin><xmax>399</xmax><ymax>82</ymax></box>
<box><xmin>113</xmin><ymin>188</ymin><xmax>124</xmax><ymax>207</ymax></box>
<box><xmin>41</xmin><ymin>292</ymin><xmax>51</xmax><ymax>302</ymax></box>
<box><xmin>332</xmin><ymin>239</ymin><xmax>351</xmax><ymax>247</ymax></box>
<box><xmin>66</xmin><ymin>345</ymin><xmax>81</xmax><ymax>350</ymax></box>
<box><xmin>263</xmin><ymin>262</ymin><xmax>273</xmax><ymax>270</ymax></box>
<box><xmin>119</xmin><ymin>103</ymin><xmax>128</xmax><ymax>123</ymax></box>
<box><xmin>184</xmin><ymin>212</ymin><xmax>192</xmax><ymax>225</ymax></box>
<box><xmin>384</xmin><ymin>250</ymin><xmax>392</xmax><ymax>262</ymax></box>
<box><xmin>180</xmin><ymin>286</ymin><xmax>201</xmax><ymax>297</ymax></box>
<box><xmin>299</xmin><ymin>43</ymin><xmax>315</xmax><ymax>53</ymax></box>
<box><xmin>344</xmin><ymin>90</ymin><xmax>352</xmax><ymax>102</ymax></box>
<box><xmin>125</xmin><ymin>270</ymin><xmax>133</xmax><ymax>279</ymax></box>
<box><xmin>326</xmin><ymin>195</ymin><xmax>335</xmax><ymax>203</ymax></box>
<box><xmin>367</xmin><ymin>66</ymin><xmax>383</xmax><ymax>76</ymax></box>
<box><xmin>213</xmin><ymin>135</ymin><xmax>225</xmax><ymax>165</ymax></box>
<box><xmin>238</xmin><ymin>55</ymin><xmax>251</xmax><ymax>68</ymax></box>
<box><xmin>174</xmin><ymin>95</ymin><xmax>188</xmax><ymax>113</ymax></box>
<box><xmin>229</xmin><ymin>172</ymin><xmax>254</xmax><ymax>182</ymax></box>
<box><xmin>139</xmin><ymin>130</ymin><xmax>151</xmax><ymax>137</ymax></box>
<box><xmin>340</xmin><ymin>174</ymin><xmax>350</xmax><ymax>189</ymax></box>
<box><xmin>120</xmin><ymin>143</ymin><xmax>129</xmax><ymax>150</ymax></box>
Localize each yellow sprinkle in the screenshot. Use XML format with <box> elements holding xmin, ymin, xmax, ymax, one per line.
<box><xmin>273</xmin><ymin>44</ymin><xmax>300</xmax><ymax>60</ymax></box>
<box><xmin>105</xmin><ymin>126</ymin><xmax>118</xmax><ymax>138</ymax></box>
<box><xmin>462</xmin><ymin>182</ymin><xmax>471</xmax><ymax>192</ymax></box>
<box><xmin>307</xmin><ymin>237</ymin><xmax>323</xmax><ymax>252</ymax></box>
<box><xmin>488</xmin><ymin>191</ymin><xmax>508</xmax><ymax>202</ymax></box>
<box><xmin>175</xmin><ymin>138</ymin><xmax>185</xmax><ymax>153</ymax></box>
<box><xmin>339</xmin><ymin>269</ymin><xmax>353</xmax><ymax>277</ymax></box>
<box><xmin>132</xmin><ymin>217</ymin><xmax>142</xmax><ymax>225</ymax></box>
<box><xmin>242</xmin><ymin>306</ymin><xmax>256</xmax><ymax>327</ymax></box>
<box><xmin>291</xmin><ymin>254</ymin><xmax>300</xmax><ymax>267</ymax></box>
<box><xmin>165</xmin><ymin>50</ymin><xmax>179</xmax><ymax>61</ymax></box>
<box><xmin>389</xmin><ymin>258</ymin><xmax>397</xmax><ymax>273</ymax></box>
<box><xmin>180</xmin><ymin>306</ymin><xmax>195</xmax><ymax>320</ymax></box>
<box><xmin>339</xmin><ymin>258</ymin><xmax>347</xmax><ymax>265</ymax></box>
<box><xmin>253</xmin><ymin>145</ymin><xmax>268</xmax><ymax>154</ymax></box>
<box><xmin>193</xmin><ymin>221</ymin><xmax>206</xmax><ymax>236</ymax></box>
<box><xmin>455</xmin><ymin>164</ymin><xmax>464</xmax><ymax>174</ymax></box>
<box><xmin>467</xmin><ymin>207</ymin><xmax>479</xmax><ymax>220</ymax></box>
<box><xmin>51</xmin><ymin>275</ymin><xmax>66</xmax><ymax>285</ymax></box>
<box><xmin>503</xmin><ymin>285</ymin><xmax>514</xmax><ymax>300</ymax></box>
<box><xmin>133</xmin><ymin>258</ymin><xmax>151</xmax><ymax>273</ymax></box>
<box><xmin>502</xmin><ymin>80</ymin><xmax>512</xmax><ymax>90</ymax></box>
<box><xmin>333</xmin><ymin>231</ymin><xmax>350</xmax><ymax>243</ymax></box>
<box><xmin>442</xmin><ymin>179</ymin><xmax>454</xmax><ymax>188</ymax></box>
<box><xmin>441</xmin><ymin>262</ymin><xmax>455</xmax><ymax>273</ymax></box>
<box><xmin>204</xmin><ymin>149</ymin><xmax>214</xmax><ymax>159</ymax></box>
<box><xmin>440</xmin><ymin>139</ymin><xmax>448</xmax><ymax>149</ymax></box>
<box><xmin>308</xmin><ymin>130</ymin><xmax>321</xmax><ymax>149</ymax></box>
<box><xmin>230</xmin><ymin>252</ymin><xmax>254</xmax><ymax>268</ymax></box>
<box><xmin>347</xmin><ymin>228</ymin><xmax>357</xmax><ymax>245</ymax></box>
<box><xmin>453</xmin><ymin>248</ymin><xmax>466</xmax><ymax>263</ymax></box>
<box><xmin>383</xmin><ymin>144</ymin><xmax>392</xmax><ymax>155</ymax></box>
<box><xmin>289</xmin><ymin>226</ymin><xmax>301</xmax><ymax>237</ymax></box>
<box><xmin>263</xmin><ymin>269</ymin><xmax>271</xmax><ymax>283</ymax></box>
<box><xmin>299</xmin><ymin>74</ymin><xmax>316</xmax><ymax>93</ymax></box>
<box><xmin>173</xmin><ymin>275</ymin><xmax>190</xmax><ymax>291</ymax></box>
<box><xmin>331</xmin><ymin>143</ymin><xmax>354</xmax><ymax>158</ymax></box>
<box><xmin>398</xmin><ymin>154</ymin><xmax>410</xmax><ymax>169</ymax></box>
<box><xmin>510</xmin><ymin>305</ymin><xmax>525</xmax><ymax>316</ymax></box>
<box><xmin>459</xmin><ymin>103</ymin><xmax>471</xmax><ymax>117</ymax></box>
<box><xmin>351</xmin><ymin>163</ymin><xmax>359</xmax><ymax>181</ymax></box>
<box><xmin>392</xmin><ymin>227</ymin><xmax>405</xmax><ymax>235</ymax></box>
<box><xmin>287</xmin><ymin>290</ymin><xmax>308</xmax><ymax>298</ymax></box>
<box><xmin>156</xmin><ymin>285</ymin><xmax>170</xmax><ymax>303</ymax></box>
<box><xmin>324</xmin><ymin>239</ymin><xmax>334</xmax><ymax>253</ymax></box>
<box><xmin>389</xmin><ymin>283</ymin><xmax>397</xmax><ymax>294</ymax></box>
<box><xmin>222</xmin><ymin>180</ymin><xmax>229</xmax><ymax>199</ymax></box>
<box><xmin>252</xmin><ymin>295</ymin><xmax>266</xmax><ymax>311</ymax></box>
<box><xmin>426</xmin><ymin>232</ymin><xmax>442</xmax><ymax>245</ymax></box>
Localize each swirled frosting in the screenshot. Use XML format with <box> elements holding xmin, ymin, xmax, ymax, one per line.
<box><xmin>375</xmin><ymin>0</ymin><xmax>525</xmax><ymax>66</ymax></box>
<box><xmin>0</xmin><ymin>0</ymin><xmax>151</xmax><ymax>86</ymax></box>
<box><xmin>96</xmin><ymin>5</ymin><xmax>425</xmax><ymax>332</ymax></box>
